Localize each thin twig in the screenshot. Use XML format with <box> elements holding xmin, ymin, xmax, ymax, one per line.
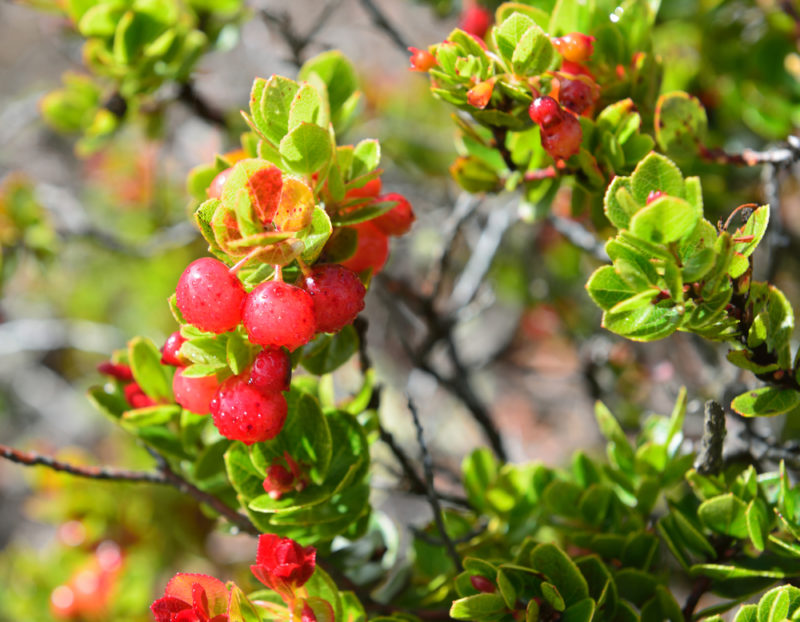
<box><xmin>261</xmin><ymin>0</ymin><xmax>344</xmax><ymax>67</ymax></box>
<box><xmin>430</xmin><ymin>193</ymin><xmax>482</xmax><ymax>301</ymax></box>
<box><xmin>357</xmin><ymin>0</ymin><xmax>411</xmax><ymax>54</ymax></box>
<box><xmin>682</xmin><ymin>576</ymin><xmax>712</xmax><ymax>622</ymax></box>
<box><xmin>694</xmin><ymin>401</ymin><xmax>726</xmax><ymax>475</ymax></box>
<box><xmin>177</xmin><ymin>82</ymin><xmax>227</xmax><ymax>128</ymax></box>
<box><xmin>411</xmin><ymin>520</ymin><xmax>488</xmax><ymax>546</ymax></box>
<box><xmin>548</xmin><ymin>214</ymin><xmax>609</xmax><ymax>262</ymax></box>
<box><xmin>407</xmin><ymin>398</ymin><xmax>463</xmax><ymax>572</ymax></box>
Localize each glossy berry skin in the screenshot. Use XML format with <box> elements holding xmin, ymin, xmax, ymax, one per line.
<box><xmin>207</xmin><ymin>167</ymin><xmax>233</xmax><ymax>200</ymax></box>
<box><xmin>124</xmin><ymin>383</ymin><xmax>156</xmax><ymax>409</ymax></box>
<box><xmin>408</xmin><ymin>47</ymin><xmax>437</xmax><ymax>72</ymax></box>
<box><xmin>540</xmin><ymin>113</ymin><xmax>583</xmax><ymax>160</ymax></box>
<box><xmin>211</xmin><ymin>377</ymin><xmax>287</xmax><ymax>444</ymax></box>
<box><xmin>557</xmin><ymin>76</ymin><xmax>597</xmax><ymax>116</ymax></box>
<box><xmin>372</xmin><ymin>193</ymin><xmax>415</xmax><ymax>236</ymax></box>
<box><xmin>161</xmin><ymin>331</ymin><xmax>186</xmax><ymax>366</ymax></box>
<box><xmin>340</xmin><ymin>222</ymin><xmax>389</xmax><ymax>275</ymax></box>
<box><xmin>552</xmin><ymin>32</ymin><xmax>595</xmax><ymax>63</ymax></box>
<box><xmin>173</xmin><ymin>368</ymin><xmax>220</xmax><ymax>415</ymax></box>
<box><xmin>459</xmin><ymin>5</ymin><xmax>491</xmax><ymax>39</ymax></box>
<box><xmin>243</xmin><ymin>281</ymin><xmax>316</xmax><ymax>351</ymax></box>
<box><xmin>529</xmin><ymin>96</ymin><xmax>562</xmax><ymax>130</ymax></box>
<box><xmin>302</xmin><ymin>264</ymin><xmax>366</xmax><ymax>333</ymax></box>
<box><xmin>249</xmin><ymin>347</ymin><xmax>292</xmax><ymax>393</ymax></box>
<box><xmin>176</xmin><ymin>258</ymin><xmax>246</xmax><ymax>334</ymax></box>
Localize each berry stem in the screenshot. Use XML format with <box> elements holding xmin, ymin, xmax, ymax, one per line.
<box><xmin>274</xmin><ymin>264</ymin><xmax>284</xmax><ymax>281</ymax></box>
<box><xmin>229</xmin><ymin>247</ymin><xmax>266</xmax><ymax>275</ymax></box>
<box><xmin>296</xmin><ymin>258</ymin><xmax>313</xmax><ymax>278</ymax></box>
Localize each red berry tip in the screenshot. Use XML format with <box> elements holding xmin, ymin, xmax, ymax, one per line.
<box><xmin>408</xmin><ymin>47</ymin><xmax>437</xmax><ymax>72</ymax></box>
<box><xmin>646</xmin><ymin>190</ymin><xmax>666</xmax><ymax>204</ymax></box>
<box><xmin>470</xmin><ymin>575</ymin><xmax>496</xmax><ymax>593</ymax></box>
<box><xmin>529</xmin><ymin>96</ymin><xmax>563</xmax><ymax>129</ymax></box>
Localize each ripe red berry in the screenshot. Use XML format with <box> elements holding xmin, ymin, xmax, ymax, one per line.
<box><xmin>211</xmin><ymin>377</ymin><xmax>287</xmax><ymax>444</ymax></box>
<box><xmin>176</xmin><ymin>258</ymin><xmax>246</xmax><ymax>334</ymax></box>
<box><xmin>340</xmin><ymin>222</ymin><xmax>389</xmax><ymax>275</ymax></box>
<box><xmin>556</xmin><ymin>75</ymin><xmax>598</xmax><ymax>116</ymax></box>
<box><xmin>372</xmin><ymin>193</ymin><xmax>415</xmax><ymax>236</ymax></box>
<box><xmin>243</xmin><ymin>281</ymin><xmax>316</xmax><ymax>351</ymax></box>
<box><xmin>459</xmin><ymin>5</ymin><xmax>491</xmax><ymax>39</ymax></box>
<box><xmin>97</xmin><ymin>361</ymin><xmax>133</xmax><ymax>382</ymax></box>
<box><xmin>302</xmin><ymin>264</ymin><xmax>366</xmax><ymax>333</ymax></box>
<box><xmin>561</xmin><ymin>60</ymin><xmax>594</xmax><ymax>79</ymax></box>
<box><xmin>540</xmin><ymin>114</ymin><xmax>583</xmax><ymax>160</ymax></box>
<box><xmin>408</xmin><ymin>47</ymin><xmax>437</xmax><ymax>72</ymax></box>
<box><xmin>529</xmin><ymin>96</ymin><xmax>563</xmax><ymax>130</ymax></box>
<box><xmin>263</xmin><ymin>463</ymin><xmax>296</xmax><ymax>499</ymax></box>
<box><xmin>207</xmin><ymin>167</ymin><xmax>232</xmax><ymax>200</ymax></box>
<box><xmin>173</xmin><ymin>368</ymin><xmax>220</xmax><ymax>415</ymax></box>
<box><xmin>249</xmin><ymin>347</ymin><xmax>292</xmax><ymax>393</ymax></box>
<box><xmin>470</xmin><ymin>575</ymin><xmax>496</xmax><ymax>593</ymax></box>
<box><xmin>124</xmin><ymin>382</ymin><xmax>156</xmax><ymax>409</ymax></box>
<box><xmin>161</xmin><ymin>331</ymin><xmax>186</xmax><ymax>366</ymax></box>
<box><xmin>552</xmin><ymin>32</ymin><xmax>595</xmax><ymax>63</ymax></box>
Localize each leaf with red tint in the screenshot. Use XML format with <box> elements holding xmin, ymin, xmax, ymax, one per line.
<box><xmin>246</xmin><ymin>166</ymin><xmax>283</xmax><ymax>225</ymax></box>
<box><xmin>151</xmin><ymin>596</ymin><xmax>191</xmax><ymax>621</ymax></box>
<box><xmin>274</xmin><ymin>177</ymin><xmax>315</xmax><ymax>232</ymax></box>
<box><xmin>163</xmin><ymin>573</ymin><xmax>230</xmax><ymax>618</ymax></box>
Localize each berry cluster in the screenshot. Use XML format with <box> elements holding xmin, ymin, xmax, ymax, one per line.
<box><xmin>97</xmin><ymin>361</ymin><xmax>156</xmax><ymax>409</ymax></box>
<box><xmin>527</xmin><ymin>32</ymin><xmax>599</xmax><ymax>161</ymax></box>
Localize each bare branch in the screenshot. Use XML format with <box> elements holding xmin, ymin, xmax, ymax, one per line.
<box><xmin>357</xmin><ymin>0</ymin><xmax>411</xmax><ymax>54</ymax></box>
<box><xmin>177</xmin><ymin>81</ymin><xmax>227</xmax><ymax>128</ymax></box>
<box><xmin>408</xmin><ymin>398</ymin><xmax>463</xmax><ymax>572</ymax></box>
<box><xmin>694</xmin><ymin>401</ymin><xmax>726</xmax><ymax>475</ymax></box>
<box><xmin>261</xmin><ymin>0</ymin><xmax>345</xmax><ymax>67</ymax></box>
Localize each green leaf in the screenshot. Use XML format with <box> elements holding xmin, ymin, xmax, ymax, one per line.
<box><xmin>585</xmin><ymin>265</ymin><xmax>637</xmax><ymax>311</ymax></box>
<box><xmin>734</xmin><ymin>605</ymin><xmax>757</xmax><ymax>622</ymax></box>
<box><xmin>603</xmin><ymin>304</ymin><xmax>683</xmax><ymax>341</ymax></box>
<box><xmin>298</xmin><ymin>205</ymin><xmax>332</xmax><ymax>263</ymax></box>
<box><xmin>756</xmin><ymin>586</ymin><xmax>795</xmax><ymax>622</ymax></box>
<box><xmin>228</xmin><ymin>584</ymin><xmax>262</xmax><ymax>622</ymax></box>
<box><xmin>299</xmin><ymin>51</ymin><xmax>360</xmax><ymax>131</ymax></box>
<box><xmin>594</xmin><ymin>401</ymin><xmax>634</xmax><ymax>471</ymax></box>
<box><xmin>746</xmin><ymin>498</ymin><xmax>769</xmax><ymax>552</ymax></box>
<box><xmin>78</xmin><ymin>2</ymin><xmax>124</xmax><ymax>36</ymax></box>
<box><xmin>729</xmin><ymin>205</ymin><xmax>769</xmax><ymax>279</ymax></box>
<box><xmin>541</xmin><ymin>582</ymin><xmax>566</xmax><ymax>611</ymax></box>
<box><xmin>655</xmin><ymin>92</ymin><xmax>708</xmax><ymax>156</ymax></box>
<box><xmin>511</xmin><ymin>23</ymin><xmax>554</xmax><ymax>75</ymax></box>
<box><xmin>128</xmin><ymin>337</ymin><xmax>171</xmax><ymax>401</ymax></box>
<box><xmin>463</xmin><ymin>448</ymin><xmax>499</xmax><ymax>512</ymax></box>
<box><xmin>226</xmin><ymin>332</ymin><xmax>258</xmax><ymax>376</ymax></box>
<box><xmin>732</xmin><ymin>387</ymin><xmax>800</xmax><ymax>417</ymax></box>
<box><xmin>450</xmin><ymin>594</ymin><xmax>507</xmax><ymax>621</ymax></box>
<box><xmin>493</xmin><ymin>12</ymin><xmax>535</xmax><ymax>65</ymax></box>
<box><xmin>224</xmin><ymin>442</ymin><xmax>266</xmax><ymax>501</ymax></box>
<box><xmin>604</xmin><ymin>176</ymin><xmax>637</xmax><ymax>229</ymax></box>
<box><xmin>629</xmin><ymin>195</ymin><xmax>700</xmax><ymax>244</ymax></box>
<box><xmin>121</xmin><ymin>404</ymin><xmax>180</xmax><ymax>428</ymax></box>
<box><xmin>530</xmin><ymin>543</ymin><xmax>589</xmax><ymax>606</ymax></box>
<box><xmin>630</xmin><ymin>152</ymin><xmax>684</xmax><ymax>204</ymax></box>
<box><xmin>698</xmin><ymin>493</ymin><xmax>748</xmax><ymax>538</ymax></box>
<box><xmin>301</xmin><ymin>325</ymin><xmax>359</xmax><ymax>374</ymax></box>
<box><xmin>254</xmin><ymin>75</ymin><xmax>300</xmax><ymax>147</ymax></box>
<box><xmin>279</xmin><ymin>123</ymin><xmax>332</xmax><ymax>174</ymax></box>
<box><xmin>350</xmin><ymin>139</ymin><xmax>381</xmax><ymax>179</ymax></box>
<box><xmin>561</xmin><ymin>598</ymin><xmax>596</xmax><ymax>622</ymax></box>
<box><xmin>87</xmin><ymin>386</ymin><xmax>128</xmax><ymax>421</ymax></box>
<box><xmin>289</xmin><ymin>83</ymin><xmax>325</xmax><ymax>131</ymax></box>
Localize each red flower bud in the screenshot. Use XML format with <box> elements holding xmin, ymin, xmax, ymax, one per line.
<box><xmin>408</xmin><ymin>47</ymin><xmax>437</xmax><ymax>72</ymax></box>
<box><xmin>151</xmin><ymin>573</ymin><xmax>229</xmax><ymax>622</ymax></box>
<box><xmin>467</xmin><ymin>79</ymin><xmax>495</xmax><ymax>109</ymax></box>
<box><xmin>250</xmin><ymin>535</ymin><xmax>317</xmax><ymax>597</ymax></box>
<box><xmin>97</xmin><ymin>361</ymin><xmax>134</xmax><ymax>382</ymax></box>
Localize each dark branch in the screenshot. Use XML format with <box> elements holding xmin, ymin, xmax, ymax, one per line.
<box><xmin>178</xmin><ymin>81</ymin><xmax>227</xmax><ymax>128</ymax></box>
<box><xmin>357</xmin><ymin>0</ymin><xmax>411</xmax><ymax>54</ymax></box>
<box><xmin>694</xmin><ymin>401</ymin><xmax>726</xmax><ymax>475</ymax></box>
<box><xmin>408</xmin><ymin>398</ymin><xmax>463</xmax><ymax>572</ymax></box>
<box><xmin>261</xmin><ymin>0</ymin><xmax>344</xmax><ymax>68</ymax></box>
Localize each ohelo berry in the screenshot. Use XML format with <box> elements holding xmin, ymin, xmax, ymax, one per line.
<box><xmin>124</xmin><ymin>382</ymin><xmax>156</xmax><ymax>409</ymax></box>
<box><xmin>249</xmin><ymin>347</ymin><xmax>292</xmax><ymax>393</ymax></box>
<box><xmin>372</xmin><ymin>193</ymin><xmax>415</xmax><ymax>236</ymax></box>
<box><xmin>459</xmin><ymin>5</ymin><xmax>491</xmax><ymax>39</ymax></box>
<box><xmin>243</xmin><ymin>281</ymin><xmax>316</xmax><ymax>351</ymax></box>
<box><xmin>207</xmin><ymin>167</ymin><xmax>232</xmax><ymax>200</ymax></box>
<box><xmin>340</xmin><ymin>222</ymin><xmax>389</xmax><ymax>275</ymax></box>
<box><xmin>160</xmin><ymin>331</ymin><xmax>186</xmax><ymax>366</ymax></box>
<box><xmin>540</xmin><ymin>113</ymin><xmax>582</xmax><ymax>160</ymax></box>
<box><xmin>556</xmin><ymin>75</ymin><xmax>598</xmax><ymax>116</ymax></box>
<box><xmin>176</xmin><ymin>258</ymin><xmax>246</xmax><ymax>334</ymax></box>
<box><xmin>552</xmin><ymin>32</ymin><xmax>595</xmax><ymax>63</ymax></box>
<box><xmin>173</xmin><ymin>368</ymin><xmax>220</xmax><ymax>415</ymax></box>
<box><xmin>302</xmin><ymin>264</ymin><xmax>366</xmax><ymax>333</ymax></box>
<box><xmin>210</xmin><ymin>377</ymin><xmax>287</xmax><ymax>444</ymax></box>
<box><xmin>408</xmin><ymin>47</ymin><xmax>437</xmax><ymax>72</ymax></box>
<box><xmin>528</xmin><ymin>96</ymin><xmax>563</xmax><ymax>130</ymax></box>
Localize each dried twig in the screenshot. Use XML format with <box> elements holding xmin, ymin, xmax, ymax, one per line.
<box><xmin>694</xmin><ymin>401</ymin><xmax>726</xmax><ymax>475</ymax></box>
<box><xmin>357</xmin><ymin>0</ymin><xmax>411</xmax><ymax>54</ymax></box>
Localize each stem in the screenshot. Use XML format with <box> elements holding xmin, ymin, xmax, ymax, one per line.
<box><xmin>357</xmin><ymin>0</ymin><xmax>411</xmax><ymax>54</ymax></box>
<box><xmin>178</xmin><ymin>82</ymin><xmax>227</xmax><ymax>129</ymax></box>
<box><xmin>694</xmin><ymin>401</ymin><xmax>726</xmax><ymax>475</ymax></box>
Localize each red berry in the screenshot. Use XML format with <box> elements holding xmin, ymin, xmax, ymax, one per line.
<box><xmin>540</xmin><ymin>115</ymin><xmax>583</xmax><ymax>160</ymax></box>
<box><xmin>124</xmin><ymin>382</ymin><xmax>156</xmax><ymax>409</ymax></box>
<box><xmin>211</xmin><ymin>377</ymin><xmax>287</xmax><ymax>444</ymax></box>
<box><xmin>372</xmin><ymin>193</ymin><xmax>415</xmax><ymax>236</ymax></box>
<box><xmin>263</xmin><ymin>463</ymin><xmax>296</xmax><ymax>499</ymax></box>
<box><xmin>161</xmin><ymin>331</ymin><xmax>187</xmax><ymax>366</ymax></box>
<box><xmin>340</xmin><ymin>222</ymin><xmax>389</xmax><ymax>275</ymax></box>
<box><xmin>561</xmin><ymin>60</ymin><xmax>594</xmax><ymax>79</ymax></box>
<box><xmin>302</xmin><ymin>264</ymin><xmax>366</xmax><ymax>333</ymax></box>
<box><xmin>552</xmin><ymin>32</ymin><xmax>595</xmax><ymax>63</ymax></box>
<box><xmin>207</xmin><ymin>167</ymin><xmax>232</xmax><ymax>200</ymax></box>
<box><xmin>529</xmin><ymin>96</ymin><xmax>563</xmax><ymax>130</ymax></box>
<box><xmin>470</xmin><ymin>575</ymin><xmax>496</xmax><ymax>593</ymax></box>
<box><xmin>467</xmin><ymin>79</ymin><xmax>495</xmax><ymax>109</ymax></box>
<box><xmin>176</xmin><ymin>258</ymin><xmax>246</xmax><ymax>334</ymax></box>
<box><xmin>97</xmin><ymin>361</ymin><xmax>133</xmax><ymax>382</ymax></box>
<box><xmin>249</xmin><ymin>347</ymin><xmax>292</xmax><ymax>393</ymax></box>
<box><xmin>459</xmin><ymin>5</ymin><xmax>491</xmax><ymax>39</ymax></box>
<box><xmin>345</xmin><ymin>178</ymin><xmax>382</xmax><ymax>200</ymax></box>
<box><xmin>173</xmin><ymin>368</ymin><xmax>220</xmax><ymax>415</ymax></box>
<box><xmin>556</xmin><ymin>75</ymin><xmax>598</xmax><ymax>116</ymax></box>
<box><xmin>408</xmin><ymin>47</ymin><xmax>437</xmax><ymax>72</ymax></box>
<box><xmin>243</xmin><ymin>281</ymin><xmax>316</xmax><ymax>351</ymax></box>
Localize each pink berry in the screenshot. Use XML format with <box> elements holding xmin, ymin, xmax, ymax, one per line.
<box><xmin>540</xmin><ymin>114</ymin><xmax>583</xmax><ymax>160</ymax></box>
<box><xmin>207</xmin><ymin>167</ymin><xmax>232</xmax><ymax>200</ymax></box>
<box><xmin>557</xmin><ymin>76</ymin><xmax>597</xmax><ymax>116</ymax></box>
<box><xmin>176</xmin><ymin>258</ymin><xmax>246</xmax><ymax>334</ymax></box>
<box><xmin>301</xmin><ymin>264</ymin><xmax>366</xmax><ymax>334</ymax></box>
<box><xmin>340</xmin><ymin>222</ymin><xmax>390</xmax><ymax>275</ymax></box>
<box><xmin>160</xmin><ymin>331</ymin><xmax>186</xmax><ymax>366</ymax></box>
<box><xmin>211</xmin><ymin>377</ymin><xmax>287</xmax><ymax>444</ymax></box>
<box><xmin>529</xmin><ymin>96</ymin><xmax>563</xmax><ymax>130</ymax></box>
<box><xmin>373</xmin><ymin>193</ymin><xmax>415</xmax><ymax>236</ymax></box>
<box><xmin>459</xmin><ymin>5</ymin><xmax>491</xmax><ymax>39</ymax></box>
<box><xmin>249</xmin><ymin>347</ymin><xmax>292</xmax><ymax>393</ymax></box>
<box><xmin>173</xmin><ymin>368</ymin><xmax>220</xmax><ymax>415</ymax></box>
<box><xmin>243</xmin><ymin>281</ymin><xmax>316</xmax><ymax>351</ymax></box>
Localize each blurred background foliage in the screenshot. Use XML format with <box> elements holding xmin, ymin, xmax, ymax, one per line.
<box><xmin>1</xmin><ymin>0</ymin><xmax>799</xmax><ymax>619</ymax></box>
